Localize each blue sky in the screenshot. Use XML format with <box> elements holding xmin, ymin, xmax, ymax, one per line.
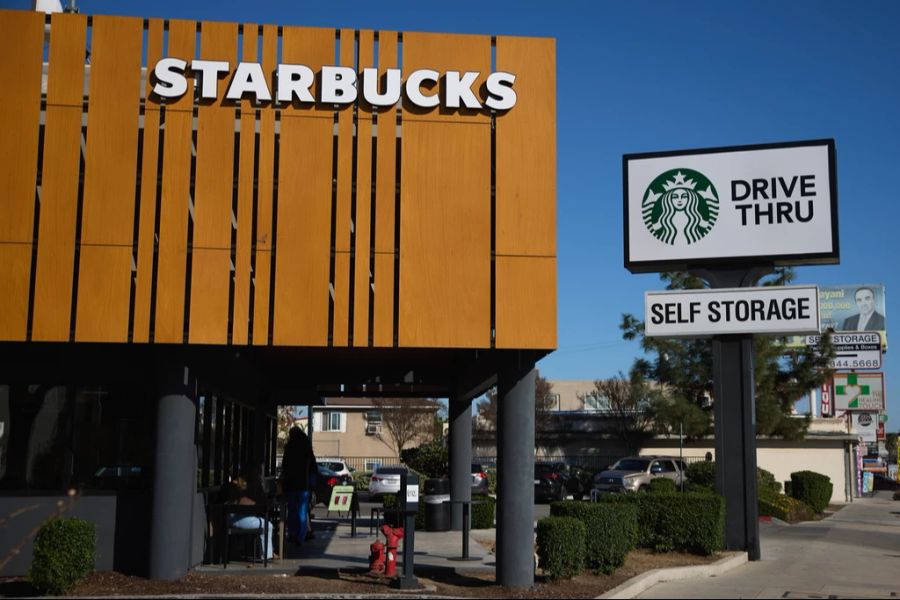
<box><xmin>12</xmin><ymin>1</ymin><xmax>899</xmax><ymax>424</ymax></box>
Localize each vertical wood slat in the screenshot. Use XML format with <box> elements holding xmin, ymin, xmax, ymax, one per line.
<box><xmin>494</xmin><ymin>37</ymin><xmax>557</xmax><ymax>349</ymax></box>
<box><xmin>31</xmin><ymin>13</ymin><xmax>88</xmax><ymax>341</ymax></box>
<box><xmin>252</xmin><ymin>25</ymin><xmax>277</xmax><ymax>345</ymax></box>
<box><xmin>372</xmin><ymin>30</ymin><xmax>398</xmax><ymax>347</ymax></box>
<box><xmin>75</xmin><ymin>15</ymin><xmax>143</xmax><ymax>342</ymax></box>
<box><xmin>133</xmin><ymin>18</ymin><xmax>165</xmax><ymax>343</ymax></box>
<box><xmin>232</xmin><ymin>24</ymin><xmax>259</xmax><ymax>346</ymax></box>
<box><xmin>154</xmin><ymin>19</ymin><xmax>196</xmax><ymax>343</ymax></box>
<box><xmin>399</xmin><ymin>33</ymin><xmax>492</xmax><ymax>348</ymax></box>
<box><xmin>0</xmin><ymin>10</ymin><xmax>44</xmax><ymax>341</ymax></box>
<box><xmin>332</xmin><ymin>28</ymin><xmax>355</xmax><ymax>346</ymax></box>
<box><xmin>353</xmin><ymin>30</ymin><xmax>375</xmax><ymax>346</ymax></box>
<box><xmin>272</xmin><ymin>26</ymin><xmax>334</xmax><ymax>346</ymax></box>
<box><xmin>188</xmin><ymin>21</ymin><xmax>238</xmax><ymax>344</ymax></box>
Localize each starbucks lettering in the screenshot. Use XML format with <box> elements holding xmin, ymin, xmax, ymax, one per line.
<box><xmin>624</xmin><ymin>140</ymin><xmax>838</xmax><ymax>273</ymax></box>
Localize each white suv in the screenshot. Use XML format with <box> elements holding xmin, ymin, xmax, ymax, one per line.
<box><xmin>317</xmin><ymin>458</ymin><xmax>352</xmax><ymax>478</ymax></box>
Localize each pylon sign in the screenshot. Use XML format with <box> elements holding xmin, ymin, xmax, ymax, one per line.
<box><xmin>833</xmin><ymin>372</ymin><xmax>885</xmax><ymax>412</ymax></box>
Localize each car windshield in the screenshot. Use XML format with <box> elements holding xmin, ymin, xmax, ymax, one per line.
<box><xmin>611</xmin><ymin>459</ymin><xmax>651</xmax><ymax>471</ymax></box>
<box><xmin>319</xmin><ymin>461</ymin><xmax>344</xmax><ymax>471</ymax></box>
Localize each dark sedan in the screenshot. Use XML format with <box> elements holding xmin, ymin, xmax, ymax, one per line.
<box><xmin>534</xmin><ymin>462</ymin><xmax>567</xmax><ymax>503</ymax></box>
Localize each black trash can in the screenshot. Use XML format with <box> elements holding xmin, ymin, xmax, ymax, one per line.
<box><xmin>423</xmin><ymin>478</ymin><xmax>451</xmax><ymax>531</ymax></box>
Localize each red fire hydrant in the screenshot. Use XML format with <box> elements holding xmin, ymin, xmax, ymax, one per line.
<box><xmin>368</xmin><ymin>539</ymin><xmax>386</xmax><ymax>575</ymax></box>
<box><xmin>381</xmin><ymin>524</ymin><xmax>404</xmax><ymax>578</ymax></box>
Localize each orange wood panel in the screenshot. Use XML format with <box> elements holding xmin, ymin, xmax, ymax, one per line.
<box><xmin>31</xmin><ymin>107</ymin><xmax>82</xmax><ymax>341</ymax></box>
<box><xmin>495</xmin><ymin>256</ymin><xmax>556</xmax><ymax>349</ymax></box>
<box><xmin>353</xmin><ymin>30</ymin><xmax>375</xmax><ymax>346</ymax></box>
<box><xmin>331</xmin><ymin>27</ymin><xmax>355</xmax><ymax>347</ymax></box>
<box><xmin>0</xmin><ymin>10</ymin><xmax>43</xmax><ymax>340</ymax></box>
<box><xmin>133</xmin><ymin>18</ymin><xmax>165</xmax><ymax>343</ymax></box>
<box><xmin>154</xmin><ymin>19</ymin><xmax>196</xmax><ymax>343</ymax></box>
<box><xmin>372</xmin><ymin>31</ymin><xmax>398</xmax><ymax>347</ymax></box>
<box><xmin>399</xmin><ymin>120</ymin><xmax>491</xmax><ymax>348</ymax></box>
<box><xmin>252</xmin><ymin>24</ymin><xmax>277</xmax><ymax>345</ymax></box>
<box><xmin>402</xmin><ymin>32</ymin><xmax>491</xmax><ymax>124</ymax></box>
<box><xmin>280</xmin><ymin>25</ymin><xmax>335</xmax><ymax>117</ymax></box>
<box><xmin>272</xmin><ymin>116</ymin><xmax>333</xmax><ymax>346</ymax></box>
<box><xmin>74</xmin><ymin>246</ymin><xmax>133</xmax><ymax>342</ymax></box>
<box><xmin>232</xmin><ymin>24</ymin><xmax>259</xmax><ymax>346</ymax></box>
<box><xmin>188</xmin><ymin>21</ymin><xmax>238</xmax><ymax>345</ymax></box>
<box><xmin>31</xmin><ymin>14</ymin><xmax>87</xmax><ymax>341</ymax></box>
<box><xmin>75</xmin><ymin>15</ymin><xmax>143</xmax><ymax>342</ymax></box>
<box><xmin>495</xmin><ymin>36</ymin><xmax>556</xmax><ymax>257</ymax></box>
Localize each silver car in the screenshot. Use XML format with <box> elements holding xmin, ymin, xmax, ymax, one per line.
<box><xmin>368</xmin><ymin>465</ymin><xmax>407</xmax><ymax>498</ymax></box>
<box><xmin>592</xmin><ymin>456</ymin><xmax>686</xmax><ymax>494</ymax></box>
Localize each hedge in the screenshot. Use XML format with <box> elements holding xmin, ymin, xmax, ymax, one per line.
<box><xmin>759</xmin><ymin>494</ymin><xmax>814</xmax><ymax>522</ymax></box>
<box><xmin>686</xmin><ymin>461</ymin><xmax>716</xmax><ymax>488</ymax></box>
<box><xmin>550</xmin><ymin>500</ymin><xmax>637</xmax><ymax>574</ymax></box>
<box><xmin>599</xmin><ymin>493</ymin><xmax>724</xmax><ymax>555</ymax></box>
<box><xmin>536</xmin><ymin>516</ymin><xmax>586</xmax><ymax>580</ymax></box>
<box><xmin>353</xmin><ymin>471</ymin><xmax>372</xmax><ymax>492</ymax></box>
<box><xmin>790</xmin><ymin>471</ymin><xmax>832</xmax><ymax>513</ymax></box>
<box><xmin>648</xmin><ymin>478</ymin><xmax>676</xmax><ymax>494</ymax></box>
<box><xmin>471</xmin><ymin>494</ymin><xmax>495</xmax><ymax>529</ymax></box>
<box><xmin>30</xmin><ymin>517</ymin><xmax>96</xmax><ymax>596</ymax></box>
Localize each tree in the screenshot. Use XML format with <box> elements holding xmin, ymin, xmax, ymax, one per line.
<box><xmin>371</xmin><ymin>397</ymin><xmax>441</xmax><ymax>456</ymax></box>
<box><xmin>622</xmin><ymin>267</ymin><xmax>835</xmax><ymax>439</ymax></box>
<box><xmin>475</xmin><ymin>374</ymin><xmax>557</xmax><ymax>435</ymax></box>
<box><xmin>577</xmin><ymin>371</ymin><xmax>660</xmax><ymax>453</ymax></box>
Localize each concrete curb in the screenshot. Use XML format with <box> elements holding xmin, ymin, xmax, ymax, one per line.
<box><xmin>596</xmin><ymin>551</ymin><xmax>748</xmax><ymax>599</ymax></box>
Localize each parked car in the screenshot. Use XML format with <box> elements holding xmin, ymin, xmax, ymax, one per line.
<box><xmin>368</xmin><ymin>465</ymin><xmax>407</xmax><ymax>499</ymax></box>
<box><xmin>471</xmin><ymin>463</ymin><xmax>490</xmax><ymax>495</ymax></box>
<box><xmin>592</xmin><ymin>456</ymin><xmax>686</xmax><ymax>494</ymax></box>
<box><xmin>311</xmin><ymin>464</ymin><xmax>353</xmax><ymax>507</ymax></box>
<box><xmin>872</xmin><ymin>473</ymin><xmax>900</xmax><ymax>491</ymax></box>
<box><xmin>317</xmin><ymin>458</ymin><xmax>353</xmax><ymax>478</ymax></box>
<box><xmin>534</xmin><ymin>462</ymin><xmax>568</xmax><ymax>503</ymax></box>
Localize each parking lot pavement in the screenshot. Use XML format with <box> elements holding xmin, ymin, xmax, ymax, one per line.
<box><xmin>637</xmin><ymin>492</ymin><xmax>900</xmax><ymax>599</ymax></box>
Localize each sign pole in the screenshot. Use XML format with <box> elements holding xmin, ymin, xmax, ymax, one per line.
<box><xmin>694</xmin><ymin>266</ymin><xmax>770</xmax><ymax>561</ymax></box>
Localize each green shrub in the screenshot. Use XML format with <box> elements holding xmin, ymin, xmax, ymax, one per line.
<box><xmin>684</xmin><ymin>482</ymin><xmax>715</xmax><ymax>495</ymax></box>
<box><xmin>759</xmin><ymin>494</ymin><xmax>814</xmax><ymax>522</ymax></box>
<box><xmin>30</xmin><ymin>517</ymin><xmax>96</xmax><ymax>596</ymax></box>
<box><xmin>550</xmin><ymin>500</ymin><xmax>637</xmax><ymax>574</ymax></box>
<box><xmin>686</xmin><ymin>461</ymin><xmax>716</xmax><ymax>488</ymax></box>
<box><xmin>756</xmin><ymin>467</ymin><xmax>782</xmax><ymax>496</ymax></box>
<box><xmin>536</xmin><ymin>516</ymin><xmax>585</xmax><ymax>580</ymax></box>
<box><xmin>783</xmin><ymin>481</ymin><xmax>792</xmax><ymax>497</ymax></box>
<box><xmin>400</xmin><ymin>442</ymin><xmax>448</xmax><ymax>479</ymax></box>
<box><xmin>471</xmin><ymin>495</ymin><xmax>495</xmax><ymax>529</ymax></box>
<box><xmin>599</xmin><ymin>493</ymin><xmax>724</xmax><ymax>555</ymax></box>
<box><xmin>353</xmin><ymin>470</ymin><xmax>372</xmax><ymax>492</ymax></box>
<box><xmin>486</xmin><ymin>467</ymin><xmax>497</xmax><ymax>495</ymax></box>
<box><xmin>648</xmin><ymin>478</ymin><xmax>676</xmax><ymax>494</ymax></box>
<box><xmin>790</xmin><ymin>471</ymin><xmax>832</xmax><ymax>513</ymax></box>
<box><xmin>381</xmin><ymin>494</ymin><xmax>425</xmax><ymax>529</ymax></box>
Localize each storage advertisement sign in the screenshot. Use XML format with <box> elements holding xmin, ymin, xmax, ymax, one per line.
<box><xmin>624</xmin><ymin>140</ymin><xmax>838</xmax><ymax>273</ymax></box>
<box><xmin>787</xmin><ymin>284</ymin><xmax>887</xmax><ymax>350</ymax></box>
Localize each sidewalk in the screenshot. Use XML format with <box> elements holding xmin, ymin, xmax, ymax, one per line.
<box><xmin>636</xmin><ymin>491</ymin><xmax>900</xmax><ymax>599</ymax></box>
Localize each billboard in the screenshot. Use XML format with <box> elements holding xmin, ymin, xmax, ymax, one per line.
<box><xmin>624</xmin><ymin>139</ymin><xmax>838</xmax><ymax>273</ymax></box>
<box><xmin>833</xmin><ymin>372</ymin><xmax>885</xmax><ymax>412</ymax></box>
<box><xmin>787</xmin><ymin>284</ymin><xmax>887</xmax><ymax>350</ymax></box>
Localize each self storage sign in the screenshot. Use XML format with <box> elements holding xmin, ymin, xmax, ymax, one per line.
<box><xmin>645</xmin><ymin>285</ymin><xmax>820</xmax><ymax>338</ymax></box>
<box><xmin>624</xmin><ymin>140</ymin><xmax>838</xmax><ymax>273</ymax></box>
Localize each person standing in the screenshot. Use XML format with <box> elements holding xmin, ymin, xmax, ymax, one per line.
<box><xmin>280</xmin><ymin>426</ymin><xmax>317</xmax><ymax>544</ymax></box>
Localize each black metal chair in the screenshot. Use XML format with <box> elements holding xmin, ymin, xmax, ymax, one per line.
<box><xmin>222</xmin><ymin>503</ymin><xmax>271</xmax><ymax>568</ymax></box>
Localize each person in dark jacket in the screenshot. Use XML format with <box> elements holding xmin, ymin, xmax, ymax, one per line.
<box><xmin>280</xmin><ymin>426</ymin><xmax>317</xmax><ymax>544</ymax></box>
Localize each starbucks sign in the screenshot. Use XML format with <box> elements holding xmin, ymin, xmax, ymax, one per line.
<box><xmin>624</xmin><ymin>140</ymin><xmax>838</xmax><ymax>273</ymax></box>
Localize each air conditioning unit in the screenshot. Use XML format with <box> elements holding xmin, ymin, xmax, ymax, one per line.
<box><xmin>366</xmin><ymin>424</ymin><xmax>378</xmax><ymax>435</ymax></box>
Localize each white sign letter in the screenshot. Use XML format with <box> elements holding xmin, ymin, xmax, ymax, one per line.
<box><xmin>321</xmin><ymin>66</ymin><xmax>358</xmax><ymax>104</ymax></box>
<box><xmin>190</xmin><ymin>60</ymin><xmax>230</xmax><ymax>100</ymax></box>
<box><xmin>362</xmin><ymin>68</ymin><xmax>401</xmax><ymax>107</ymax></box>
<box><xmin>153</xmin><ymin>58</ymin><xmax>188</xmax><ymax>98</ymax></box>
<box><xmin>276</xmin><ymin>64</ymin><xmax>315</xmax><ymax>104</ymax></box>
<box><xmin>225</xmin><ymin>62</ymin><xmax>272</xmax><ymax>102</ymax></box>
<box><xmin>485</xmin><ymin>71</ymin><xmax>517</xmax><ymax>110</ymax></box>
<box><xmin>405</xmin><ymin>69</ymin><xmax>440</xmax><ymax>108</ymax></box>
<box><xmin>445</xmin><ymin>71</ymin><xmax>482</xmax><ymax>109</ymax></box>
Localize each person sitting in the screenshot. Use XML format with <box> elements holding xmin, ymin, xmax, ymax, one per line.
<box><xmin>223</xmin><ymin>464</ymin><xmax>278</xmax><ymax>560</ymax></box>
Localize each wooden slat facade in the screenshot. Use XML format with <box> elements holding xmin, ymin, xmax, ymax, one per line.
<box><xmin>0</xmin><ymin>10</ymin><xmax>557</xmax><ymax>351</ymax></box>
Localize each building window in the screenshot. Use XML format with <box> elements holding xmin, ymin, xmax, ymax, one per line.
<box><xmin>583</xmin><ymin>393</ymin><xmax>608</xmax><ymax>412</ymax></box>
<box><xmin>365</xmin><ymin>411</ymin><xmax>382</xmax><ymax>424</ymax></box>
<box><xmin>365</xmin><ymin>458</ymin><xmax>382</xmax><ymax>472</ymax></box>
<box><xmin>321</xmin><ymin>412</ymin><xmax>345</xmax><ymax>432</ymax></box>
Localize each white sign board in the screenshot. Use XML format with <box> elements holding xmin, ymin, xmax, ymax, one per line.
<box><xmin>624</xmin><ymin>140</ymin><xmax>838</xmax><ymax>273</ymax></box>
<box><xmin>834</xmin><ymin>372</ymin><xmax>885</xmax><ymax>412</ymax></box>
<box><xmin>644</xmin><ymin>285</ymin><xmax>820</xmax><ymax>338</ymax></box>
<box><xmin>406</xmin><ymin>485</ymin><xmax>419</xmax><ymax>504</ymax></box>
<box><xmin>851</xmin><ymin>412</ymin><xmax>878</xmax><ymax>443</ymax></box>
<box><xmin>804</xmin><ymin>332</ymin><xmax>882</xmax><ymax>370</ymax></box>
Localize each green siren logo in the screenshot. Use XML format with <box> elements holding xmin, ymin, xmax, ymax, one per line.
<box><xmin>642</xmin><ymin>169</ymin><xmax>719</xmax><ymax>245</ymax></box>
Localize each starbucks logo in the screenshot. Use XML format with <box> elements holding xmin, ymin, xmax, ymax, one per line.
<box><xmin>642</xmin><ymin>169</ymin><xmax>720</xmax><ymax>245</ymax></box>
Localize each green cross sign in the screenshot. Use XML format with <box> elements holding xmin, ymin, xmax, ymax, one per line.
<box><xmin>836</xmin><ymin>373</ymin><xmax>872</xmax><ymax>409</ymax></box>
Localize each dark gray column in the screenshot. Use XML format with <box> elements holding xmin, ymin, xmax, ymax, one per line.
<box><xmin>712</xmin><ymin>335</ymin><xmax>760</xmax><ymax>560</ymax></box>
<box><xmin>449</xmin><ymin>392</ymin><xmax>473</xmax><ymax>531</ymax></box>
<box><xmin>149</xmin><ymin>364</ymin><xmax>197</xmax><ymax>580</ymax></box>
<box><xmin>497</xmin><ymin>364</ymin><xmax>535</xmax><ymax>588</ymax></box>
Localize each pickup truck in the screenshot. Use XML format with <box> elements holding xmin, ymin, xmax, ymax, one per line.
<box><xmin>591</xmin><ymin>456</ymin><xmax>688</xmax><ymax>494</ymax></box>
